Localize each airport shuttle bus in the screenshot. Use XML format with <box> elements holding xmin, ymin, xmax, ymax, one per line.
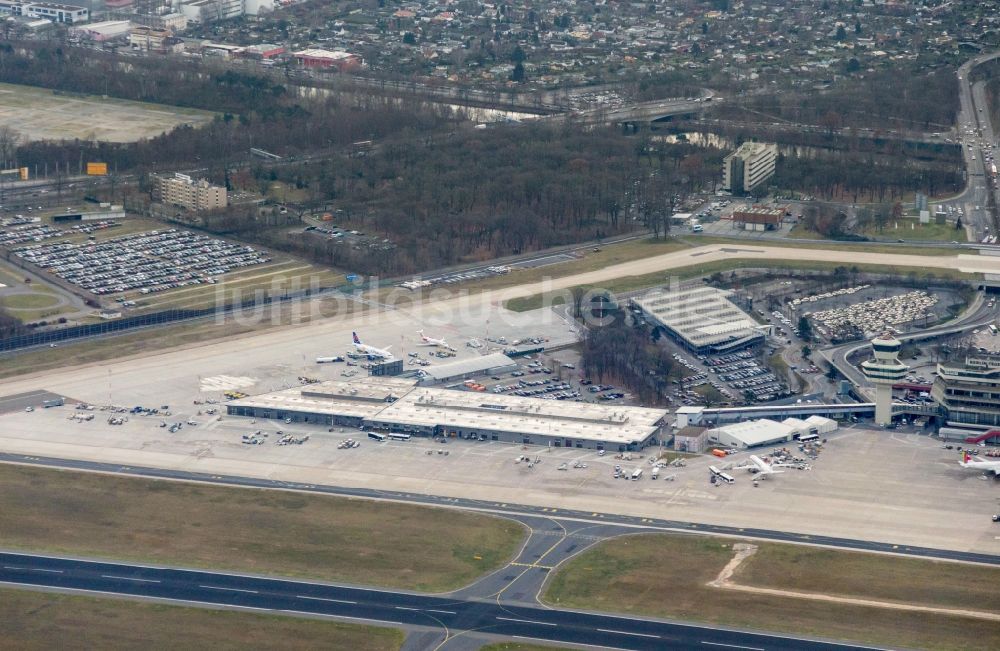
<box><xmin>367</xmin><ymin>432</ymin><xmax>387</xmax><ymax>442</ymax></box>
<box><xmin>387</xmin><ymin>433</ymin><xmax>411</xmax><ymax>441</ymax></box>
<box><xmin>797</xmin><ymin>433</ymin><xmax>820</xmax><ymax>444</ymax></box>
<box><xmin>709</xmin><ymin>465</ymin><xmax>735</xmax><ymax>484</ymax></box>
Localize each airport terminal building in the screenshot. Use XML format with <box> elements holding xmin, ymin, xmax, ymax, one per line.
<box><xmin>631</xmin><ymin>286</ymin><xmax>771</xmax><ymax>354</ymax></box>
<box><xmin>932</xmin><ymin>354</ymin><xmax>1000</xmax><ymax>428</ymax></box>
<box><xmin>228</xmin><ymin>377</ymin><xmax>668</xmax><ymax>451</ymax></box>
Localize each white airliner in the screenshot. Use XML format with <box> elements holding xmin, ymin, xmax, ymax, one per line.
<box><xmin>738</xmin><ymin>455</ymin><xmax>797</xmax><ymax>478</ymax></box>
<box><xmin>959</xmin><ymin>450</ymin><xmax>1000</xmax><ymax>476</ymax></box>
<box><xmin>417</xmin><ymin>330</ymin><xmax>455</xmax><ymax>351</ymax></box>
<box><xmin>352</xmin><ymin>332</ymin><xmax>393</xmax><ymax>360</ymax></box>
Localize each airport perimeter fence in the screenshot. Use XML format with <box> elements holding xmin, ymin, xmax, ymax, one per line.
<box><xmin>0</xmin><ymin>285</ymin><xmax>342</xmax><ymax>353</ymax></box>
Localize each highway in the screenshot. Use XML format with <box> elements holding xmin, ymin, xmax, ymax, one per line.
<box><xmin>953</xmin><ymin>51</ymin><xmax>1000</xmax><ymax>242</ymax></box>
<box><xmin>0</xmin><ymin>551</ymin><xmax>863</xmax><ymax>651</ymax></box>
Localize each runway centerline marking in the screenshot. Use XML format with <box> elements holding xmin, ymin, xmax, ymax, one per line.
<box><xmin>295</xmin><ymin>595</ymin><xmax>357</xmax><ymax>604</ymax></box>
<box><xmin>101</xmin><ymin>575</ymin><xmax>160</xmax><ymax>583</ymax></box>
<box><xmin>700</xmin><ymin>642</ymin><xmax>765</xmax><ymax>651</ymax></box>
<box><xmin>597</xmin><ymin>628</ymin><xmax>660</xmax><ymax>638</ymax></box>
<box><xmin>496</xmin><ymin>616</ymin><xmax>557</xmax><ymax>626</ymax></box>
<box><xmin>199</xmin><ymin>585</ymin><xmax>258</xmax><ymax>594</ymax></box>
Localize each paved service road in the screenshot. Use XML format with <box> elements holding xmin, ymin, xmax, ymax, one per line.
<box><xmin>0</xmin><ymin>551</ymin><xmax>868</xmax><ymax>651</ymax></box>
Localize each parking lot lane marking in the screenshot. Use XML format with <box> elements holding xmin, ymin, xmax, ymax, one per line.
<box><xmin>101</xmin><ymin>575</ymin><xmax>160</xmax><ymax>583</ymax></box>
<box><xmin>700</xmin><ymin>643</ymin><xmax>764</xmax><ymax>651</ymax></box>
<box><xmin>199</xmin><ymin>585</ymin><xmax>258</xmax><ymax>594</ymax></box>
<box><xmin>496</xmin><ymin>616</ymin><xmax>556</xmax><ymax>626</ymax></box>
<box><xmin>597</xmin><ymin>629</ymin><xmax>660</xmax><ymax>639</ymax></box>
<box><xmin>296</xmin><ymin>595</ymin><xmax>357</xmax><ymax>604</ymax></box>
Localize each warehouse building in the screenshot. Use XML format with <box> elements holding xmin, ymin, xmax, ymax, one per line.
<box><xmin>228</xmin><ymin>376</ymin><xmax>668</xmax><ymax>451</ymax></box>
<box><xmin>673</xmin><ymin>425</ymin><xmax>708</xmax><ymax>452</ymax></box>
<box><xmin>69</xmin><ymin>19</ymin><xmax>131</xmax><ymax>41</ymax></box>
<box><xmin>418</xmin><ymin>352</ymin><xmax>518</xmax><ymax>385</ymax></box>
<box><xmin>731</xmin><ymin>205</ymin><xmax>785</xmax><ymax>231</ymax></box>
<box><xmin>631</xmin><ymin>286</ymin><xmax>771</xmax><ymax>354</ymax></box>
<box><xmin>0</xmin><ymin>0</ymin><xmax>88</xmax><ymax>23</ymax></box>
<box><xmin>293</xmin><ymin>49</ymin><xmax>363</xmax><ymax>71</ymax></box>
<box><xmin>706</xmin><ymin>419</ymin><xmax>798</xmax><ymax>449</ymax></box>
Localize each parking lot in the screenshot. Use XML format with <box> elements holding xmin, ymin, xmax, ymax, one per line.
<box><xmin>668</xmin><ymin>348</ymin><xmax>789</xmax><ymax>406</ymax></box>
<box><xmin>12</xmin><ymin>228</ymin><xmax>272</xmax><ymax>296</ymax></box>
<box><xmin>804</xmin><ymin>289</ymin><xmax>940</xmax><ymax>340</ymax></box>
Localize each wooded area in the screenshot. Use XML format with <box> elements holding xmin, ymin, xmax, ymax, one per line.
<box><xmin>217</xmin><ymin>126</ymin><xmax>722</xmax><ymax>275</ymax></box>
<box><xmin>0</xmin><ymin>42</ymin><xmax>454</xmax><ymax>173</ymax></box>
<box><xmin>718</xmin><ymin>66</ymin><xmax>958</xmax><ymax>131</ymax></box>
<box><xmin>773</xmin><ymin>151</ymin><xmax>962</xmax><ymax>202</ymax></box>
<box><xmin>580</xmin><ymin>318</ymin><xmax>679</xmax><ymax>406</ymax></box>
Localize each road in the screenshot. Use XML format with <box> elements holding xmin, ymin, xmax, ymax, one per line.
<box><xmin>821</xmin><ymin>291</ymin><xmax>998</xmax><ymax>393</ymax></box>
<box><xmin>0</xmin><ymin>551</ymin><xmax>866</xmax><ymax>651</ymax></box>
<box><xmin>953</xmin><ymin>51</ymin><xmax>1000</xmax><ymax>242</ymax></box>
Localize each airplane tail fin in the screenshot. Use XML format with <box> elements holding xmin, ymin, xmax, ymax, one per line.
<box><xmin>352</xmin><ymin>332</ymin><xmax>361</xmax><ymax>345</ymax></box>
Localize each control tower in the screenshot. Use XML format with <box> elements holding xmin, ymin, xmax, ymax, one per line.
<box><xmin>861</xmin><ymin>333</ymin><xmax>908</xmax><ymax>426</ymax></box>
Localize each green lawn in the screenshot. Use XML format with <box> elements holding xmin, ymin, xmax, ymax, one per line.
<box><xmin>859</xmin><ymin>218</ymin><xmax>968</xmax><ymax>242</ymax></box>
<box><xmin>0</xmin><ymin>464</ymin><xmax>525</xmax><ymax>593</ymax></box>
<box><xmin>1</xmin><ymin>587</ymin><xmax>403</xmax><ymax>651</ymax></box>
<box><xmin>0</xmin><ymin>293</ymin><xmax>62</xmax><ymax>310</ymax></box>
<box><xmin>543</xmin><ymin>533</ymin><xmax>1000</xmax><ymax>651</ymax></box>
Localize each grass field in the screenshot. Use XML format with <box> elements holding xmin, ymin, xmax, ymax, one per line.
<box><xmin>543</xmin><ymin>533</ymin><xmax>1000</xmax><ymax>651</ymax></box>
<box><xmin>0</xmin><ymin>293</ymin><xmax>61</xmax><ymax>310</ymax></box>
<box><xmin>0</xmin><ymin>82</ymin><xmax>215</xmax><ymax>143</ymax></box>
<box><xmin>860</xmin><ymin>219</ymin><xmax>967</xmax><ymax>242</ymax></box>
<box><xmin>0</xmin><ymin>464</ymin><xmax>525</xmax><ymax>592</ymax></box>
<box><xmin>1</xmin><ymin>587</ymin><xmax>403</xmax><ymax>651</ymax></box>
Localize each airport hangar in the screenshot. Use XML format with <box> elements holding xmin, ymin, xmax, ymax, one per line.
<box><xmin>227</xmin><ymin>376</ymin><xmax>669</xmax><ymax>451</ymax></box>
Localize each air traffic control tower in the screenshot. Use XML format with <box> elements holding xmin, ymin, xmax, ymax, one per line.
<box><xmin>861</xmin><ymin>333</ymin><xmax>908</xmax><ymax>425</ymax></box>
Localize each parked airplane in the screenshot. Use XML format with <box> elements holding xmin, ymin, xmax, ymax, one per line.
<box><xmin>959</xmin><ymin>450</ymin><xmax>1000</xmax><ymax>476</ymax></box>
<box><xmin>352</xmin><ymin>332</ymin><xmax>393</xmax><ymax>360</ymax></box>
<box><xmin>417</xmin><ymin>330</ymin><xmax>455</xmax><ymax>351</ymax></box>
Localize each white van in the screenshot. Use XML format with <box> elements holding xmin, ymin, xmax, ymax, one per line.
<box><xmin>691</xmin><ymin>224</ymin><xmax>704</xmax><ymax>233</ymax></box>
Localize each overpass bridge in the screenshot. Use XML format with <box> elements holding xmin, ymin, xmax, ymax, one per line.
<box><xmin>541</xmin><ymin>96</ymin><xmax>720</xmax><ymax>128</ymax></box>
<box><xmin>697</xmin><ymin>400</ymin><xmax>937</xmax><ymax>426</ymax></box>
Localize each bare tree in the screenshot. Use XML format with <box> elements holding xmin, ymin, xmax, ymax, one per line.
<box><xmin>0</xmin><ymin>126</ymin><xmax>21</xmax><ymax>168</ymax></box>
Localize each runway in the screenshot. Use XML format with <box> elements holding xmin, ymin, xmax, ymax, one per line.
<box><xmin>3</xmin><ymin>452</ymin><xmax>998</xmax><ymax>567</ymax></box>
<box><xmin>0</xmin><ymin>551</ymin><xmax>867</xmax><ymax>651</ymax></box>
